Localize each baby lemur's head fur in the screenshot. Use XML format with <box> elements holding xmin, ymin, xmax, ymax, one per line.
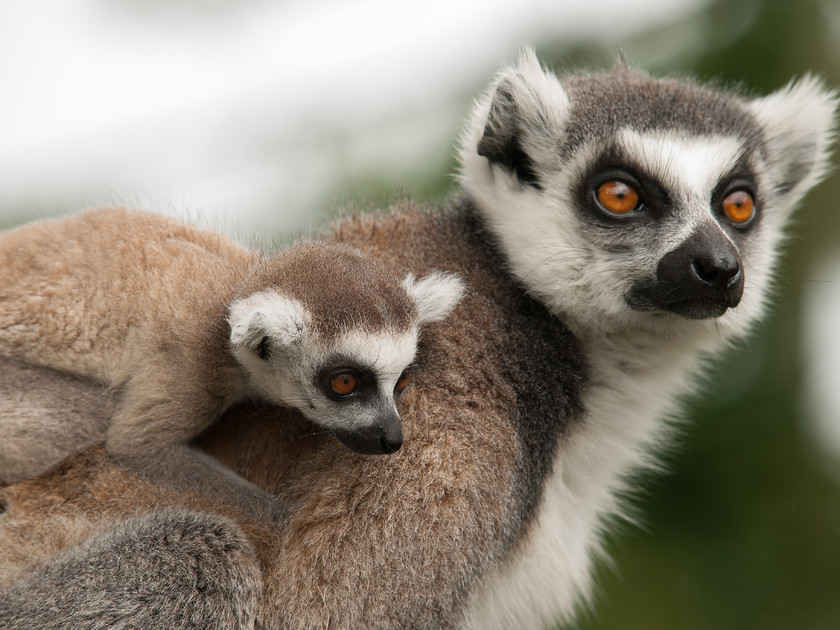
<box><xmin>228</xmin><ymin>242</ymin><xmax>464</xmax><ymax>455</ymax></box>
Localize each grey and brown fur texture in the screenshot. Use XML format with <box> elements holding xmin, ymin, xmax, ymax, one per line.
<box><xmin>0</xmin><ymin>507</ymin><xmax>262</xmax><ymax>630</ymax></box>
<box><xmin>0</xmin><ymin>49</ymin><xmax>836</xmax><ymax>629</ymax></box>
<box><xmin>0</xmin><ymin>358</ymin><xmax>113</xmax><ymax>483</ymax></box>
<box><xmin>0</xmin><ymin>208</ymin><xmax>463</xmax><ymax>518</ymax></box>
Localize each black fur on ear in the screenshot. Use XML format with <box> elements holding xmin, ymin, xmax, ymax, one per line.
<box><xmin>477</xmin><ymin>79</ymin><xmax>541</xmax><ymax>189</ymax></box>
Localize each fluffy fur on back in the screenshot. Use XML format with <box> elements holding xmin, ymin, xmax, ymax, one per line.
<box><xmin>0</xmin><ymin>508</ymin><xmax>262</xmax><ymax>630</ymax></box>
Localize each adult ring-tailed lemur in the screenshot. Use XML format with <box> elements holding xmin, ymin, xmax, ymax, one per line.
<box><xmin>0</xmin><ymin>48</ymin><xmax>836</xmax><ymax>630</ymax></box>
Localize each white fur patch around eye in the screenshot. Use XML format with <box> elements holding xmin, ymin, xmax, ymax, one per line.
<box><xmin>402</xmin><ymin>271</ymin><xmax>465</xmax><ymax>326</ymax></box>
<box><xmin>617</xmin><ymin>129</ymin><xmax>744</xmax><ymax>201</ymax></box>
<box><xmin>328</xmin><ymin>328</ymin><xmax>420</xmax><ymax>387</ymax></box>
<box><xmin>228</xmin><ymin>291</ymin><xmax>310</xmax><ymax>350</ymax></box>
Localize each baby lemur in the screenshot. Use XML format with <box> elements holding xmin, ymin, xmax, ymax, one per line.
<box><xmin>0</xmin><ymin>208</ymin><xmax>463</xmax><ymax>517</ymax></box>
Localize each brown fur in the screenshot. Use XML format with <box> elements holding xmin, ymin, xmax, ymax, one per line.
<box><xmin>0</xmin><ymin>202</ymin><xmax>583</xmax><ymax>628</ymax></box>
<box><xmin>0</xmin><ymin>358</ymin><xmax>269</xmax><ymax>591</ymax></box>
<box><xmin>0</xmin><ymin>208</ymin><xmax>423</xmax><ymax>517</ymax></box>
<box><xmin>0</xmin><ymin>208</ymin><xmax>252</xmax><ymax>382</ymax></box>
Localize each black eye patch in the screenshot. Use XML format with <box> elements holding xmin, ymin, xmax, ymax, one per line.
<box><xmin>315</xmin><ymin>358</ymin><xmax>378</xmax><ymax>401</ymax></box>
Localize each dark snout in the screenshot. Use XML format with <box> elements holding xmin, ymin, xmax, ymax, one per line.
<box><xmin>630</xmin><ymin>222</ymin><xmax>744</xmax><ymax>319</ymax></box>
<box><xmin>330</xmin><ymin>409</ymin><xmax>403</xmax><ymax>455</ymax></box>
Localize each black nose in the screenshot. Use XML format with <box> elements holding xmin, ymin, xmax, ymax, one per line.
<box><xmin>330</xmin><ymin>412</ymin><xmax>403</xmax><ymax>455</ymax></box>
<box><xmin>641</xmin><ymin>221</ymin><xmax>744</xmax><ymax>319</ymax></box>
<box><xmin>379</xmin><ymin>434</ymin><xmax>402</xmax><ymax>455</ymax></box>
<box><xmin>376</xmin><ymin>416</ymin><xmax>403</xmax><ymax>454</ymax></box>
<box><xmin>690</xmin><ymin>253</ymin><xmax>742</xmax><ymax>297</ymax></box>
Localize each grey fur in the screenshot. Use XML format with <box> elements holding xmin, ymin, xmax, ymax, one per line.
<box><xmin>559</xmin><ymin>68</ymin><xmax>765</xmax><ymax>158</ymax></box>
<box><xmin>0</xmin><ymin>509</ymin><xmax>261</xmax><ymax>629</ymax></box>
<box><xmin>0</xmin><ymin>357</ymin><xmax>112</xmax><ymax>483</ymax></box>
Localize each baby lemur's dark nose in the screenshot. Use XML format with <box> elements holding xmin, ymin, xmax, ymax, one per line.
<box><xmin>378</xmin><ymin>414</ymin><xmax>403</xmax><ymax>454</ymax></box>
<box><xmin>329</xmin><ymin>409</ymin><xmax>403</xmax><ymax>455</ymax></box>
<box><xmin>380</xmin><ymin>435</ymin><xmax>402</xmax><ymax>454</ymax></box>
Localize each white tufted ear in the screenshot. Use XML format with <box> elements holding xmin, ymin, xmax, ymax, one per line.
<box><xmin>228</xmin><ymin>292</ymin><xmax>309</xmax><ymax>356</ymax></box>
<box><xmin>402</xmin><ymin>271</ymin><xmax>465</xmax><ymax>326</ymax></box>
<box><xmin>749</xmin><ymin>76</ymin><xmax>838</xmax><ymax>206</ymax></box>
<box><xmin>458</xmin><ymin>46</ymin><xmax>570</xmax><ymax>190</ymax></box>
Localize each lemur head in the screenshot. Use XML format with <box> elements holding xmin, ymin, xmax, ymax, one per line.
<box><xmin>228</xmin><ymin>242</ymin><xmax>464</xmax><ymax>455</ymax></box>
<box><xmin>459</xmin><ymin>48</ymin><xmax>837</xmax><ymax>341</ymax></box>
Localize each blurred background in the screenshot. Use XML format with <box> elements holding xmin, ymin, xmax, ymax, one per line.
<box><xmin>1</xmin><ymin>0</ymin><xmax>838</xmax><ymax>628</ymax></box>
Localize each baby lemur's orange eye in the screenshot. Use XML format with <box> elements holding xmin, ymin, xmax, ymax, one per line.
<box><xmin>330</xmin><ymin>373</ymin><xmax>357</xmax><ymax>396</ymax></box>
<box><xmin>395</xmin><ymin>371</ymin><xmax>410</xmax><ymax>394</ymax></box>
<box><xmin>596</xmin><ymin>180</ymin><xmax>640</xmax><ymax>214</ymax></box>
<box><xmin>722</xmin><ymin>190</ymin><xmax>755</xmax><ymax>225</ymax></box>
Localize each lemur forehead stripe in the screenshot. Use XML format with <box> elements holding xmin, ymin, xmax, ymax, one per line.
<box><xmin>616</xmin><ymin>129</ymin><xmax>746</xmax><ymax>198</ymax></box>
<box><xmin>560</xmin><ymin>68</ymin><xmax>764</xmax><ymax>160</ymax></box>
<box><xmin>242</xmin><ymin>241</ymin><xmax>416</xmax><ymax>339</ymax></box>
<box><xmin>329</xmin><ymin>328</ymin><xmax>419</xmax><ymax>378</ymax></box>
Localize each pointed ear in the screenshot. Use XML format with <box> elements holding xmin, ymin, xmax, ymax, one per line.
<box><xmin>471</xmin><ymin>46</ymin><xmax>570</xmax><ymax>188</ymax></box>
<box><xmin>402</xmin><ymin>272</ymin><xmax>465</xmax><ymax>326</ymax></box>
<box><xmin>749</xmin><ymin>76</ymin><xmax>838</xmax><ymax>203</ymax></box>
<box><xmin>228</xmin><ymin>292</ymin><xmax>308</xmax><ymax>358</ymax></box>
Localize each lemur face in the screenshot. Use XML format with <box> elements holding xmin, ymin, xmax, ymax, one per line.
<box><xmin>568</xmin><ymin>130</ymin><xmax>755</xmax><ymax>322</ymax></box>
<box><xmin>274</xmin><ymin>326</ymin><xmax>420</xmax><ymax>455</ymax></box>
<box><xmin>459</xmin><ymin>49</ymin><xmax>836</xmax><ymax>337</ymax></box>
<box><xmin>229</xmin><ymin>250</ymin><xmax>463</xmax><ymax>454</ymax></box>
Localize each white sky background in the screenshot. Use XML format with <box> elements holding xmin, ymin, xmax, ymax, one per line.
<box><xmin>2</xmin><ymin>0</ymin><xmax>840</xmax><ymax>475</ymax></box>
<box><xmin>0</xmin><ymin>0</ymin><xmax>709</xmax><ymax>238</ymax></box>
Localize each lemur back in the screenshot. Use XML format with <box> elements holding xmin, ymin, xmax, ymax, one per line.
<box><xmin>0</xmin><ymin>208</ymin><xmax>249</xmax><ymax>384</ymax></box>
<box><xmin>0</xmin><ymin>208</ymin><xmax>463</xmax><ymax>516</ymax></box>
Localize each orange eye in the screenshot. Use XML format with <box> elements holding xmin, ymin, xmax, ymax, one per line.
<box><xmin>722</xmin><ymin>190</ymin><xmax>755</xmax><ymax>224</ymax></box>
<box><xmin>395</xmin><ymin>371</ymin><xmax>410</xmax><ymax>394</ymax></box>
<box><xmin>596</xmin><ymin>180</ymin><xmax>640</xmax><ymax>214</ymax></box>
<box><xmin>330</xmin><ymin>373</ymin><xmax>357</xmax><ymax>396</ymax></box>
